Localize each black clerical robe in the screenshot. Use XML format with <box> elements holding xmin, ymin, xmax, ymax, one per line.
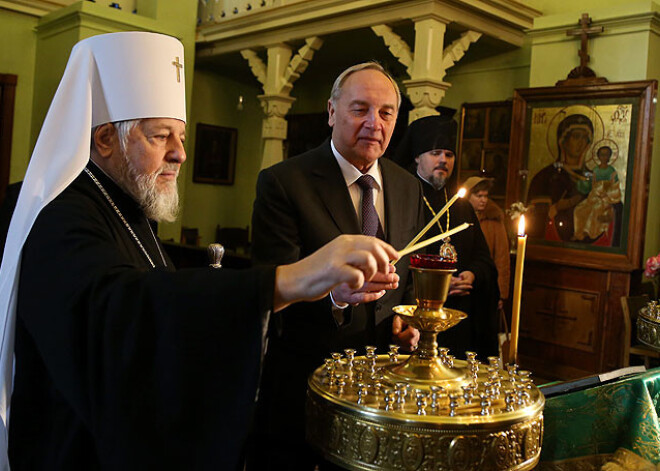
<box><xmin>9</xmin><ymin>163</ymin><xmax>275</xmax><ymax>470</ymax></box>
<box><xmin>418</xmin><ymin>176</ymin><xmax>499</xmax><ymax>357</ymax></box>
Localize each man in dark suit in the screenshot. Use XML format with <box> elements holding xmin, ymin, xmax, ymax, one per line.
<box><xmin>249</xmin><ymin>62</ymin><xmax>425</xmax><ymax>470</ymax></box>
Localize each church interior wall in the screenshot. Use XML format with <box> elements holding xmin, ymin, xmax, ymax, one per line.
<box><xmin>0</xmin><ymin>8</ymin><xmax>39</xmax><ymax>184</ymax></box>
<box><xmin>287</xmin><ymin>73</ymin><xmax>334</xmax><ymax>115</ymax></box>
<box><xmin>182</xmin><ymin>67</ymin><xmax>264</xmax><ymax>246</ymax></box>
<box><xmin>441</xmin><ymin>43</ymin><xmax>532</xmax><ymax>110</ymax></box>
<box><xmin>523</xmin><ymin>0</ymin><xmax>646</xmax><ymax>17</ymax></box>
<box><xmin>529</xmin><ymin>15</ymin><xmax>650</xmax><ymax>87</ymax></box>
<box><xmin>643</xmin><ymin>25</ymin><xmax>660</xmax><ymax>261</ymax></box>
<box><xmin>1</xmin><ymin>0</ymin><xmax>659</xmax><ymax>261</ymax></box>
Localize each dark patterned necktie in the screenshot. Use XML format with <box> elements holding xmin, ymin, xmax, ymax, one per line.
<box><xmin>356</xmin><ymin>174</ymin><xmax>385</xmax><ymax>240</ymax></box>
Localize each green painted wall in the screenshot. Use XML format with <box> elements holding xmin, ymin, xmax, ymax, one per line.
<box><xmin>443</xmin><ymin>44</ymin><xmax>532</xmax><ymax>109</ymax></box>
<box><xmin>528</xmin><ymin>4</ymin><xmax>651</xmax><ymax>87</ymax></box>
<box><xmin>0</xmin><ymin>8</ymin><xmax>39</xmax><ymax>183</ymax></box>
<box><xmin>523</xmin><ymin>0</ymin><xmax>654</xmax><ymax>17</ymax></box>
<box><xmin>183</xmin><ymin>68</ymin><xmax>263</xmax><ymax>246</ymax></box>
<box><xmin>644</xmin><ymin>19</ymin><xmax>660</xmax><ymax>263</ymax></box>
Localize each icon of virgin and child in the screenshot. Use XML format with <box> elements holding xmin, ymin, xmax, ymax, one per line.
<box><xmin>525</xmin><ymin>105</ymin><xmax>627</xmax><ymax>247</ymax></box>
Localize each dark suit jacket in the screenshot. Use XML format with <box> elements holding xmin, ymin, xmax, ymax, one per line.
<box><xmin>248</xmin><ymin>139</ymin><xmax>425</xmax><ymax>470</ymax></box>
<box><xmin>248</xmin><ymin>140</ymin><xmax>424</xmax><ymax>470</ymax></box>
<box><xmin>251</xmin><ymin>138</ymin><xmax>425</xmax><ymax>355</ymax></box>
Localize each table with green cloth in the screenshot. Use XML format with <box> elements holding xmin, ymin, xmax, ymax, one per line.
<box><xmin>537</xmin><ymin>367</ymin><xmax>660</xmax><ymax>470</ymax></box>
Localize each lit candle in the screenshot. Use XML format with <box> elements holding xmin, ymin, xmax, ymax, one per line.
<box><xmin>404</xmin><ymin>187</ymin><xmax>467</xmax><ymax>250</ymax></box>
<box><xmin>508</xmin><ymin>215</ymin><xmax>527</xmax><ymax>365</ymax></box>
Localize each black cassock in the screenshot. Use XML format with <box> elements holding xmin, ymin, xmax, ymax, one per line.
<box><xmin>9</xmin><ymin>162</ymin><xmax>275</xmax><ymax>470</ymax></box>
<box><xmin>417</xmin><ymin>176</ymin><xmax>500</xmax><ymax>357</ymax></box>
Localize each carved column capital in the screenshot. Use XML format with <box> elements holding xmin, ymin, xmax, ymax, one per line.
<box><xmin>258</xmin><ymin>95</ymin><xmax>295</xmax><ymax>140</ymax></box>
<box><xmin>402</xmin><ymin>78</ymin><xmax>451</xmax><ymax>122</ymax></box>
<box><xmin>258</xmin><ymin>94</ymin><xmax>296</xmax><ymax>118</ymax></box>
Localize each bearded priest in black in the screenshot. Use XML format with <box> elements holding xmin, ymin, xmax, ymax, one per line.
<box><xmin>394</xmin><ymin>115</ymin><xmax>499</xmax><ymax>358</ymax></box>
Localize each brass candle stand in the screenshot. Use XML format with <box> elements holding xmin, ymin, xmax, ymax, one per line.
<box><xmin>637</xmin><ymin>300</ymin><xmax>660</xmax><ymax>351</ymax></box>
<box><xmin>306</xmin><ymin>258</ymin><xmax>545</xmax><ymax>471</ymax></box>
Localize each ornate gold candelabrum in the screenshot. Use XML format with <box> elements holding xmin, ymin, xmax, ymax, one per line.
<box><xmin>637</xmin><ymin>300</ymin><xmax>660</xmax><ymax>351</ymax></box>
<box><xmin>306</xmin><ymin>256</ymin><xmax>545</xmax><ymax>471</ymax></box>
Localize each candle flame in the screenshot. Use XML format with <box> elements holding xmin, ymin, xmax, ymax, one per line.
<box><xmin>457</xmin><ymin>187</ymin><xmax>467</xmax><ymax>198</ymax></box>
<box><xmin>518</xmin><ymin>215</ymin><xmax>526</xmax><ymax>237</ymax></box>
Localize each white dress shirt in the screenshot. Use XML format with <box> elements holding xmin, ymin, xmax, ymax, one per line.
<box><xmin>330</xmin><ymin>140</ymin><xmax>386</xmax><ymax>232</ymax></box>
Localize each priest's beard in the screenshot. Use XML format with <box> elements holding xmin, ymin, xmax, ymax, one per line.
<box><xmin>429</xmin><ymin>174</ymin><xmax>448</xmax><ymax>191</ymax></box>
<box><xmin>117</xmin><ymin>152</ymin><xmax>180</xmax><ymax>223</ymax></box>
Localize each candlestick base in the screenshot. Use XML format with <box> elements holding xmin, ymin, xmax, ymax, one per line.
<box><xmin>306</xmin><ymin>260</ymin><xmax>544</xmax><ymax>471</ymax></box>
<box><xmin>387</xmin><ymin>305</ymin><xmax>467</xmax><ymax>384</ymax></box>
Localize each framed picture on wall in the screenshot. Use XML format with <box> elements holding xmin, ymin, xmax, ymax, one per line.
<box><xmin>457</xmin><ymin>100</ymin><xmax>513</xmax><ymax>209</ymax></box>
<box><xmin>460</xmin><ymin>141</ymin><xmax>482</xmax><ymax>171</ymax></box>
<box><xmin>483</xmin><ymin>149</ymin><xmax>508</xmax><ymax>198</ymax></box>
<box><xmin>507</xmin><ymin>80</ymin><xmax>657</xmax><ymax>271</ymax></box>
<box><xmin>193</xmin><ymin>123</ymin><xmax>237</xmax><ymax>185</ymax></box>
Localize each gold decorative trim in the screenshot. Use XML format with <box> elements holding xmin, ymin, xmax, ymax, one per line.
<box><xmin>637</xmin><ymin>313</ymin><xmax>660</xmax><ymax>351</ymax></box>
<box><xmin>307</xmin><ymin>390</ymin><xmax>544</xmax><ymax>471</ymax></box>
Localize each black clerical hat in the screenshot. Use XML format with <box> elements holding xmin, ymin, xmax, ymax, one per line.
<box><xmin>392</xmin><ymin>115</ymin><xmax>458</xmax><ymax>171</ymax></box>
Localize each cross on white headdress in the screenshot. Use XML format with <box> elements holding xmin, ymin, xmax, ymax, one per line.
<box><xmin>172</xmin><ymin>56</ymin><xmax>183</xmax><ymax>82</ymax></box>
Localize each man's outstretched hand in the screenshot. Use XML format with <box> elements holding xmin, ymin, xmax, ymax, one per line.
<box><xmin>330</xmin><ymin>264</ymin><xmax>399</xmax><ymax>307</ymax></box>
<box><xmin>273</xmin><ymin>235</ymin><xmax>398</xmax><ymax>312</ymax></box>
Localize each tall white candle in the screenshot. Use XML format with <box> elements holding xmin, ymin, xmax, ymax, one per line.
<box><xmin>508</xmin><ymin>215</ymin><xmax>527</xmax><ymax>365</ymax></box>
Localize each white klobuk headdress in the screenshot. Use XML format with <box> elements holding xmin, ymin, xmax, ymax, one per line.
<box><xmin>0</xmin><ymin>31</ymin><xmax>186</xmax><ymax>466</ymax></box>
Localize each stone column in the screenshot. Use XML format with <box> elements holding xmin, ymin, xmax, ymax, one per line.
<box><xmin>373</xmin><ymin>16</ymin><xmax>480</xmax><ymax>123</ymax></box>
<box><xmin>258</xmin><ymin>44</ymin><xmax>295</xmax><ymax>168</ymax></box>
<box><xmin>241</xmin><ymin>37</ymin><xmax>322</xmax><ymax>169</ymax></box>
<box><xmin>404</xmin><ymin>17</ymin><xmax>451</xmax><ymax>122</ymax></box>
<box><xmin>258</xmin><ymin>94</ymin><xmax>295</xmax><ymax>169</ymax></box>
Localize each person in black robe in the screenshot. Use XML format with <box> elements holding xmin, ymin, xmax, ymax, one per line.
<box><xmin>1</xmin><ymin>33</ymin><xmax>400</xmax><ymax>471</ymax></box>
<box><xmin>393</xmin><ymin>115</ymin><xmax>499</xmax><ymax>358</ymax></box>
<box><xmin>0</xmin><ymin>181</ymin><xmax>22</xmax><ymax>265</ymax></box>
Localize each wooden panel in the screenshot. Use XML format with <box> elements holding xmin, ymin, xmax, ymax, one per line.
<box><xmin>521</xmin><ymin>285</ymin><xmax>599</xmax><ymax>352</ymax></box>
<box><xmin>515</xmin><ymin>260</ymin><xmax>631</xmax><ymax>381</ymax></box>
<box><xmin>555</xmin><ymin>289</ymin><xmax>599</xmax><ymax>351</ymax></box>
<box><xmin>600</xmin><ymin>270</ymin><xmax>632</xmax><ymax>371</ymax></box>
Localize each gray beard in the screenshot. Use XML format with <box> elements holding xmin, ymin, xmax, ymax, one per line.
<box><xmin>428</xmin><ymin>173</ymin><xmax>447</xmax><ymax>191</ymax></box>
<box><xmin>116</xmin><ymin>153</ymin><xmax>180</xmax><ymax>223</ymax></box>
